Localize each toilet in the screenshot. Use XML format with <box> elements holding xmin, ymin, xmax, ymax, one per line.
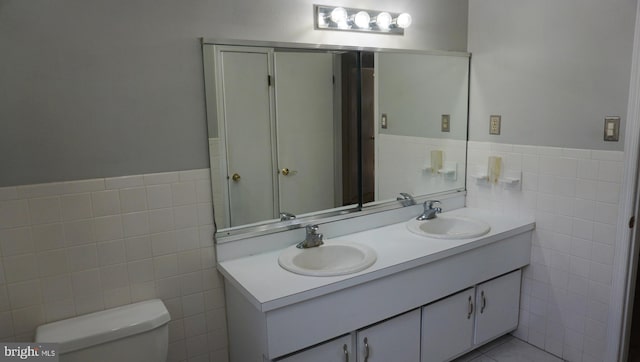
<box><xmin>35</xmin><ymin>299</ymin><xmax>170</xmax><ymax>362</ymax></box>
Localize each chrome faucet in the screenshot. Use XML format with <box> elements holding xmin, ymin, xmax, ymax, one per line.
<box><xmin>296</xmin><ymin>225</ymin><xmax>324</xmax><ymax>249</ymax></box>
<box><xmin>417</xmin><ymin>200</ymin><xmax>442</xmax><ymax>221</ymax></box>
<box><xmin>397</xmin><ymin>192</ymin><xmax>416</xmax><ymax>207</ymax></box>
<box><xmin>279</xmin><ymin>212</ymin><xmax>296</xmax><ymax>221</ymax></box>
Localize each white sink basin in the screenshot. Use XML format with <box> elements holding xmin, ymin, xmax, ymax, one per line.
<box><xmin>407</xmin><ymin>215</ymin><xmax>491</xmax><ymax>239</ymax></box>
<box><xmin>278</xmin><ymin>241</ymin><xmax>377</xmax><ymax>277</ymax></box>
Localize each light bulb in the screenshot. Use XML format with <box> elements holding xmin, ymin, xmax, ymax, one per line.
<box><xmin>318</xmin><ymin>13</ymin><xmax>327</xmax><ymax>27</ymax></box>
<box><xmin>337</xmin><ymin>20</ymin><xmax>350</xmax><ymax>29</ymax></box>
<box><xmin>375</xmin><ymin>12</ymin><xmax>392</xmax><ymax>30</ymax></box>
<box><xmin>353</xmin><ymin>11</ymin><xmax>371</xmax><ymax>29</ymax></box>
<box><xmin>396</xmin><ymin>13</ymin><xmax>412</xmax><ymax>29</ymax></box>
<box><xmin>330</xmin><ymin>7</ymin><xmax>348</xmax><ymax>24</ymax></box>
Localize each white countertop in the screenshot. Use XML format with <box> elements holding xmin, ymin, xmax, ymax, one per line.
<box><xmin>217</xmin><ymin>208</ymin><xmax>535</xmax><ymax>312</ymax></box>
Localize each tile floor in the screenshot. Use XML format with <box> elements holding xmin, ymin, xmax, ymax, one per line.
<box><xmin>453</xmin><ymin>335</ymin><xmax>564</xmax><ymax>362</ymax></box>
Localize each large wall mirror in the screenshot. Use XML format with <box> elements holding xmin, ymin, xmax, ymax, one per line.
<box><xmin>202</xmin><ymin>40</ymin><xmax>469</xmax><ymax>239</ymax></box>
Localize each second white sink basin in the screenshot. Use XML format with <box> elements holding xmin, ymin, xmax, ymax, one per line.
<box><xmin>407</xmin><ymin>215</ymin><xmax>491</xmax><ymax>239</ymax></box>
<box><xmin>278</xmin><ymin>241</ymin><xmax>377</xmax><ymax>277</ymax></box>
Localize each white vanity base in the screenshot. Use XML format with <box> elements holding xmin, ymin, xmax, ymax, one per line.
<box><xmin>224</xmin><ymin>229</ymin><xmax>531</xmax><ymax>361</ymax></box>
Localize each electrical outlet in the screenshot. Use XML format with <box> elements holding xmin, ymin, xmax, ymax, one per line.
<box><xmin>381</xmin><ymin>113</ymin><xmax>388</xmax><ymax>129</ymax></box>
<box><xmin>604</xmin><ymin>116</ymin><xmax>620</xmax><ymax>141</ymax></box>
<box><xmin>441</xmin><ymin>114</ymin><xmax>450</xmax><ymax>132</ymax></box>
<box><xmin>490</xmin><ymin>115</ymin><xmax>501</xmax><ymax>135</ymax></box>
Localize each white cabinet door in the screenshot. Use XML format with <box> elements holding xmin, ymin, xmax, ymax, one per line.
<box><xmin>277</xmin><ymin>334</ymin><xmax>352</xmax><ymax>362</ymax></box>
<box><xmin>421</xmin><ymin>288</ymin><xmax>475</xmax><ymax>362</ymax></box>
<box><xmin>474</xmin><ymin>270</ymin><xmax>522</xmax><ymax>345</ymax></box>
<box><xmin>356</xmin><ymin>309</ymin><xmax>420</xmax><ymax>362</ymax></box>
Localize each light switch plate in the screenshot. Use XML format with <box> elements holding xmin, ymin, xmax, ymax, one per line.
<box><xmin>604</xmin><ymin>116</ymin><xmax>620</xmax><ymax>141</ymax></box>
<box><xmin>441</xmin><ymin>114</ymin><xmax>450</xmax><ymax>132</ymax></box>
<box><xmin>490</xmin><ymin>115</ymin><xmax>501</xmax><ymax>135</ymax></box>
<box><xmin>381</xmin><ymin>113</ymin><xmax>388</xmax><ymax>129</ymax></box>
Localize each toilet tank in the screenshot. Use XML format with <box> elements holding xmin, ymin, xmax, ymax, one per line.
<box><xmin>35</xmin><ymin>299</ymin><xmax>170</xmax><ymax>362</ymax></box>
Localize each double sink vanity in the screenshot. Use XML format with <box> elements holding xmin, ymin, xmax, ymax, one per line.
<box><xmin>217</xmin><ymin>204</ymin><xmax>534</xmax><ymax>362</ymax></box>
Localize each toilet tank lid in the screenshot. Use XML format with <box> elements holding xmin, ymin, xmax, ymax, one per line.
<box><xmin>35</xmin><ymin>299</ymin><xmax>170</xmax><ymax>354</ymax></box>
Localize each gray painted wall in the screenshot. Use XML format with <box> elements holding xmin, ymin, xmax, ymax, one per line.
<box><xmin>468</xmin><ymin>0</ymin><xmax>636</xmax><ymax>150</ymax></box>
<box><xmin>0</xmin><ymin>0</ymin><xmax>468</xmax><ymax>187</ymax></box>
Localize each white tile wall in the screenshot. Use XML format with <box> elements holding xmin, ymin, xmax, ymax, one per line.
<box><xmin>466</xmin><ymin>141</ymin><xmax>623</xmax><ymax>362</ymax></box>
<box><xmin>0</xmin><ymin>169</ymin><xmax>228</xmax><ymax>362</ymax></box>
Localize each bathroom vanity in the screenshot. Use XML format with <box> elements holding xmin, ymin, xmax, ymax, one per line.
<box><xmin>217</xmin><ymin>208</ymin><xmax>534</xmax><ymax>362</ymax></box>
<box><xmin>202</xmin><ymin>37</ymin><xmax>532</xmax><ymax>362</ymax></box>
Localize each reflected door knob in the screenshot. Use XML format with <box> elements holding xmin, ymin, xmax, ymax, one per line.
<box><xmin>231</xmin><ymin>173</ymin><xmax>241</xmax><ymax>182</ymax></box>
<box><xmin>281</xmin><ymin>168</ymin><xmax>290</xmax><ymax>176</ymax></box>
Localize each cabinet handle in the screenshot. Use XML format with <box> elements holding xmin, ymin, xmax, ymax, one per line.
<box><xmin>343</xmin><ymin>344</ymin><xmax>349</xmax><ymax>362</ymax></box>
<box><xmin>363</xmin><ymin>337</ymin><xmax>369</xmax><ymax>362</ymax></box>
<box><xmin>481</xmin><ymin>290</ymin><xmax>486</xmax><ymax>314</ymax></box>
<box><xmin>467</xmin><ymin>295</ymin><xmax>474</xmax><ymax>319</ymax></box>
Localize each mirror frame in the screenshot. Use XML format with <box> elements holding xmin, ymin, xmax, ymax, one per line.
<box><xmin>201</xmin><ymin>38</ymin><xmax>470</xmax><ymax>242</ymax></box>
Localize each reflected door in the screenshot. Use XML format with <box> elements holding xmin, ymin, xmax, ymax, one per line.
<box><xmin>220</xmin><ymin>50</ymin><xmax>277</xmax><ymax>226</ymax></box>
<box><xmin>274</xmin><ymin>52</ymin><xmax>335</xmax><ymax>215</ymax></box>
<box><xmin>361</xmin><ymin>66</ymin><xmax>375</xmax><ymax>203</ymax></box>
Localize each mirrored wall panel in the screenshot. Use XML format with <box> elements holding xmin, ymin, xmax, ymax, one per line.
<box><xmin>202</xmin><ymin>42</ymin><xmax>469</xmax><ymax>237</ymax></box>
<box><xmin>205</xmin><ymin>45</ymin><xmax>361</xmax><ymax>231</ymax></box>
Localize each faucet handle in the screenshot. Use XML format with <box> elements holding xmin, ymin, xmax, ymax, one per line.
<box><xmin>305</xmin><ymin>225</ymin><xmax>323</xmax><ymax>243</ymax></box>
<box><xmin>280</xmin><ymin>212</ymin><xmax>296</xmax><ymax>221</ymax></box>
<box><xmin>306</xmin><ymin>224</ymin><xmax>319</xmax><ymax>235</ymax></box>
<box><xmin>424</xmin><ymin>200</ymin><xmax>442</xmax><ymax>210</ymax></box>
<box><xmin>397</xmin><ymin>192</ymin><xmax>416</xmax><ymax>207</ymax></box>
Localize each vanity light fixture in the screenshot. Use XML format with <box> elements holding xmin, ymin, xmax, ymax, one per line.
<box><xmin>315</xmin><ymin>5</ymin><xmax>412</xmax><ymax>35</ymax></box>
